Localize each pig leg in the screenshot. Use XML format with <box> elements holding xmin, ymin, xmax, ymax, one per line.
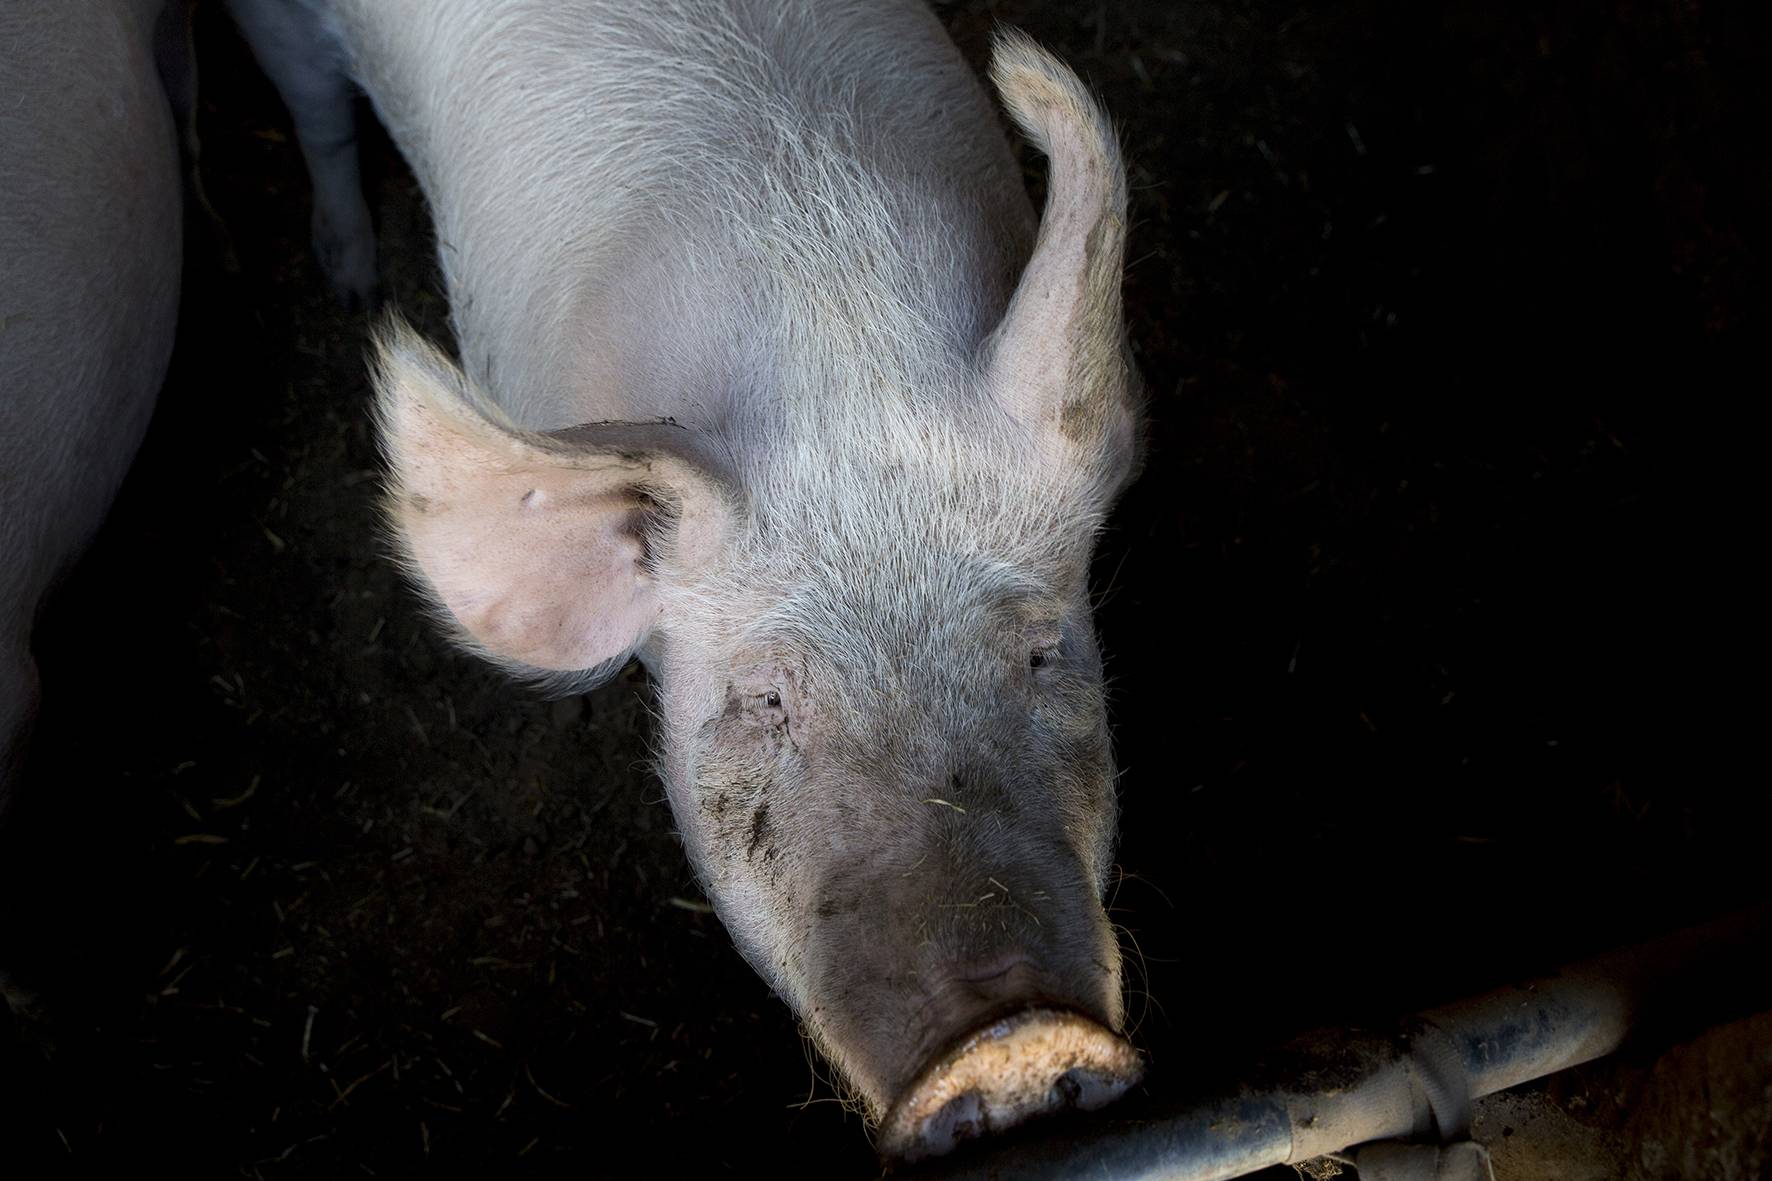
<box><xmin>153</xmin><ymin>0</ymin><xmax>201</xmax><ymax>168</ymax></box>
<box><xmin>225</xmin><ymin>0</ymin><xmax>378</xmax><ymax>308</ymax></box>
<box><xmin>155</xmin><ymin>0</ymin><xmax>240</xmax><ymax>275</ymax></box>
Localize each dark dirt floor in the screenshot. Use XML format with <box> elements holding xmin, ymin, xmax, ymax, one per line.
<box><xmin>2</xmin><ymin>0</ymin><xmax>1768</xmax><ymax>1176</ymax></box>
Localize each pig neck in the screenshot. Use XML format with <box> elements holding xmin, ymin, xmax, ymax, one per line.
<box><xmin>333</xmin><ymin>0</ymin><xmax>1036</xmax><ymax>432</ymax></box>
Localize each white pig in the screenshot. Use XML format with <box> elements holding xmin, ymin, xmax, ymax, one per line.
<box><xmin>227</xmin><ymin>0</ymin><xmax>1145</xmax><ymax>1158</ymax></box>
<box><xmin>1</xmin><ymin>0</ymin><xmax>183</xmax><ymax>813</ymax></box>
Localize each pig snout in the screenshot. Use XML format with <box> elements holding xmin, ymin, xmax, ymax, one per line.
<box><xmin>879</xmin><ymin>1006</ymin><xmax>1143</xmax><ymax>1162</ymax></box>
<box><xmin>798</xmin><ymin>841</ymin><xmax>1139</xmax><ymax>1162</ymax></box>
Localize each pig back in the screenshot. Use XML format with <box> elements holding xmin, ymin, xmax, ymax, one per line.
<box><xmin>0</xmin><ymin>0</ymin><xmax>182</xmax><ymax>796</ymax></box>
<box><xmin>333</xmin><ymin>0</ymin><xmax>1036</xmax><ymax>431</ymax></box>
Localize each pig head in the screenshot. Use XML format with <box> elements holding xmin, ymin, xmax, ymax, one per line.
<box><xmin>374</xmin><ymin>32</ymin><xmax>1143</xmax><ymax>1158</ymax></box>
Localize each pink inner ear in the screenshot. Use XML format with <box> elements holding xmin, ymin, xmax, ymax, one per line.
<box><xmin>401</xmin><ymin>460</ymin><xmax>662</xmax><ymax>674</ymax></box>
<box><xmin>374</xmin><ymin>320</ymin><xmax>726</xmax><ymax>675</ymax></box>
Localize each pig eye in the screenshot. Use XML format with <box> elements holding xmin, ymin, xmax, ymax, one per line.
<box><xmin>1029</xmin><ymin>646</ymin><xmax>1058</xmax><ymax>670</ymax></box>
<box><xmin>764</xmin><ymin>690</ymin><xmax>782</xmax><ymax>708</ymax></box>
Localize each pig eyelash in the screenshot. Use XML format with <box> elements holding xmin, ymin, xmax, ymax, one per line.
<box><xmin>745</xmin><ymin>687</ymin><xmax>785</xmax><ymax>713</ymax></box>
<box><xmin>748</xmin><ymin>688</ymin><xmax>795</xmax><ymax>746</ymax></box>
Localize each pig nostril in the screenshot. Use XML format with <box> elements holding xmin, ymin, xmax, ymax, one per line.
<box><xmin>1052</xmin><ymin>1068</ymin><xmax>1083</xmax><ymax>1107</ymax></box>
<box><xmin>925</xmin><ymin>1091</ymin><xmax>987</xmax><ymax>1156</ymax></box>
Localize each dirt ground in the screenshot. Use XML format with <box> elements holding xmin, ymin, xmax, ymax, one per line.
<box><xmin>1</xmin><ymin>0</ymin><xmax>1766</xmax><ymax>1176</ymax></box>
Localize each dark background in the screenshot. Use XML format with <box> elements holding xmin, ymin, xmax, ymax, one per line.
<box><xmin>2</xmin><ymin>0</ymin><xmax>1765</xmax><ymax>1175</ymax></box>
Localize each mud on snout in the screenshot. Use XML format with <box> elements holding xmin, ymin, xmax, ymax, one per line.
<box><xmin>798</xmin><ymin>843</ymin><xmax>1142</xmax><ymax>1163</ymax></box>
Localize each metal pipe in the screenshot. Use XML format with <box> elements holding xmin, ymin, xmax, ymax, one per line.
<box><xmin>892</xmin><ymin>906</ymin><xmax>1772</xmax><ymax>1181</ymax></box>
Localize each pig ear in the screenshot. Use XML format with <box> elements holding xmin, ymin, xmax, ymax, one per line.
<box><xmin>372</xmin><ymin>320</ymin><xmax>733</xmax><ymax>676</ymax></box>
<box><xmin>984</xmin><ymin>31</ymin><xmax>1141</xmax><ymax>494</ymax></box>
